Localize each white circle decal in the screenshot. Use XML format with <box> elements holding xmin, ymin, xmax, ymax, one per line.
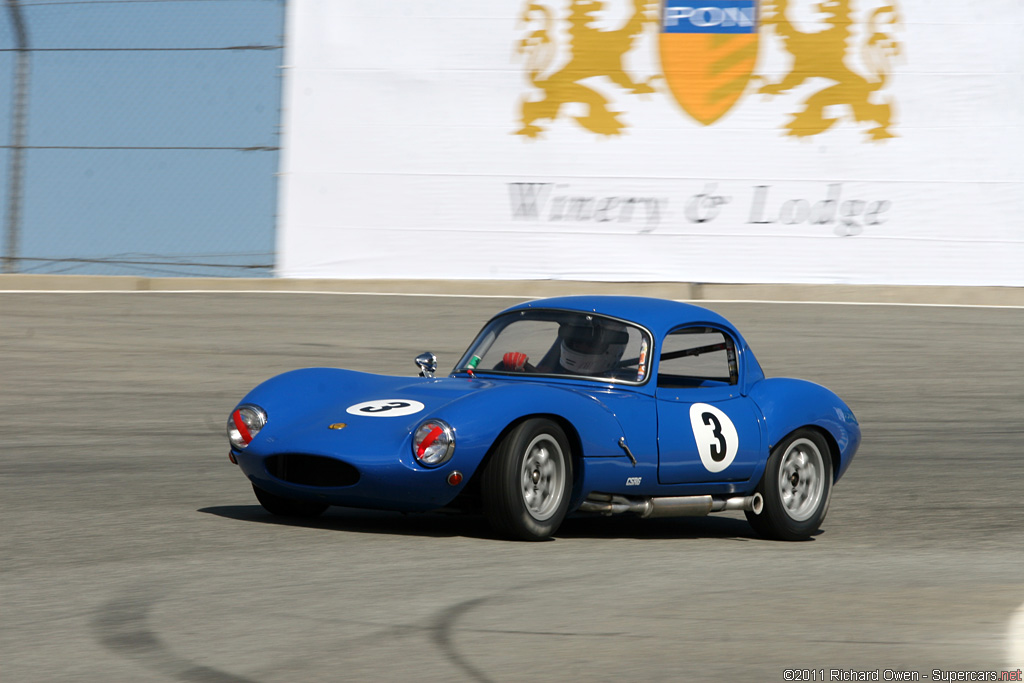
<box><xmin>689</xmin><ymin>403</ymin><xmax>739</xmax><ymax>473</ymax></box>
<box><xmin>345</xmin><ymin>399</ymin><xmax>425</xmax><ymax>417</ymax></box>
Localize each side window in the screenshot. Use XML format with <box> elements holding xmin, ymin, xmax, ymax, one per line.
<box><xmin>462</xmin><ymin>311</ymin><xmax>653</xmax><ymax>383</ymax></box>
<box><xmin>657</xmin><ymin>327</ymin><xmax>738</xmax><ymax>388</ymax></box>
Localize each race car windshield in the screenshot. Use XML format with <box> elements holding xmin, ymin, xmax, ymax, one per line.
<box><xmin>456</xmin><ymin>309</ymin><xmax>652</xmax><ymax>384</ymax></box>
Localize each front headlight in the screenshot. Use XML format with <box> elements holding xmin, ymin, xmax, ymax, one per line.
<box><xmin>412</xmin><ymin>419</ymin><xmax>455</xmax><ymax>468</ymax></box>
<box><xmin>228</xmin><ymin>404</ymin><xmax>267</xmax><ymax>450</ymax></box>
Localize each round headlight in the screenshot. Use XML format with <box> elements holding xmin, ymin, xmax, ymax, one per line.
<box><xmin>228</xmin><ymin>404</ymin><xmax>267</xmax><ymax>450</ymax></box>
<box><xmin>412</xmin><ymin>420</ymin><xmax>455</xmax><ymax>468</ymax></box>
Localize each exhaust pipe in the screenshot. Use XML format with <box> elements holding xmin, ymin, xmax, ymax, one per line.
<box><xmin>579</xmin><ymin>492</ymin><xmax>763</xmax><ymax>518</ymax></box>
<box><xmin>712</xmin><ymin>492</ymin><xmax>763</xmax><ymax>515</ymax></box>
<box><xmin>642</xmin><ymin>495</ymin><xmax>713</xmax><ymax>518</ymax></box>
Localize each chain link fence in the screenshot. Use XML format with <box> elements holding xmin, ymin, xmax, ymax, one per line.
<box><xmin>0</xmin><ymin>0</ymin><xmax>283</xmax><ymax>277</ymax></box>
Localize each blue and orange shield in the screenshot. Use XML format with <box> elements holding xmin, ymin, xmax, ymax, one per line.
<box><xmin>659</xmin><ymin>0</ymin><xmax>760</xmax><ymax>125</ymax></box>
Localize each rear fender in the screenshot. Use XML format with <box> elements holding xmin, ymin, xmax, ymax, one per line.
<box><xmin>748</xmin><ymin>378</ymin><xmax>861</xmax><ymax>482</ymax></box>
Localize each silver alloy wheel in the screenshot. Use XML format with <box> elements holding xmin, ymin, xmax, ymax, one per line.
<box><xmin>777</xmin><ymin>437</ymin><xmax>826</xmax><ymax>522</ymax></box>
<box><xmin>520</xmin><ymin>434</ymin><xmax>566</xmax><ymax>521</ymax></box>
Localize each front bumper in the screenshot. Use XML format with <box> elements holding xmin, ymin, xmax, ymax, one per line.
<box><xmin>233</xmin><ymin>448</ymin><xmax>467</xmax><ymax>512</ymax></box>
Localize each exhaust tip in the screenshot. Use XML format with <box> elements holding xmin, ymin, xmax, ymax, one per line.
<box><xmin>751</xmin><ymin>492</ymin><xmax>764</xmax><ymax>515</ymax></box>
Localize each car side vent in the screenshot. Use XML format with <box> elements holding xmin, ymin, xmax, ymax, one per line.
<box><xmin>265</xmin><ymin>454</ymin><xmax>360</xmax><ymax>487</ymax></box>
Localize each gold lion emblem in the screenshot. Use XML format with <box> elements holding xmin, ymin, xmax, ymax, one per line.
<box><xmin>757</xmin><ymin>0</ymin><xmax>904</xmax><ymax>141</ymax></box>
<box><xmin>514</xmin><ymin>0</ymin><xmax>660</xmax><ymax>138</ymax></box>
<box><xmin>515</xmin><ymin>0</ymin><xmax>904</xmax><ymax>141</ymax></box>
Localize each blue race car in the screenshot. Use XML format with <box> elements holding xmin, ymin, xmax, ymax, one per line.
<box><xmin>227</xmin><ymin>296</ymin><xmax>860</xmax><ymax>541</ymax></box>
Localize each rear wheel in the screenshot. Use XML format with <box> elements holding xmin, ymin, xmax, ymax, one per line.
<box><xmin>746</xmin><ymin>429</ymin><xmax>832</xmax><ymax>541</ymax></box>
<box><xmin>481</xmin><ymin>419</ymin><xmax>572</xmax><ymax>541</ymax></box>
<box><xmin>252</xmin><ymin>484</ymin><xmax>328</xmax><ymax>518</ymax></box>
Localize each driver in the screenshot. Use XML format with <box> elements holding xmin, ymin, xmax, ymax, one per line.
<box><xmin>557</xmin><ymin>319</ymin><xmax>629</xmax><ymax>376</ymax></box>
<box><xmin>500</xmin><ymin>316</ymin><xmax>629</xmax><ymax>377</ymax></box>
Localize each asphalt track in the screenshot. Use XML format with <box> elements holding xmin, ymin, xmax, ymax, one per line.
<box><xmin>2</xmin><ymin>292</ymin><xmax>1023</xmax><ymax>682</ymax></box>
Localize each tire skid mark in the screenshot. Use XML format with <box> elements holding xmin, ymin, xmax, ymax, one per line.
<box><xmin>93</xmin><ymin>585</ymin><xmax>261</xmax><ymax>683</ymax></box>
<box><xmin>431</xmin><ymin>597</ymin><xmax>496</xmax><ymax>683</ymax></box>
<box><xmin>428</xmin><ymin>582</ymin><xmax>640</xmax><ymax>683</ymax></box>
<box><xmin>94</xmin><ymin>581</ymin><xmax>636</xmax><ymax>682</ymax></box>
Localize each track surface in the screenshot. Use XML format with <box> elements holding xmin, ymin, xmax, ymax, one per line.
<box><xmin>2</xmin><ymin>293</ymin><xmax>1023</xmax><ymax>682</ymax></box>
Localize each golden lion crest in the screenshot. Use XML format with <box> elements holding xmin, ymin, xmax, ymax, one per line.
<box><xmin>514</xmin><ymin>0</ymin><xmax>904</xmax><ymax>141</ymax></box>
<box><xmin>514</xmin><ymin>0</ymin><xmax>660</xmax><ymax>138</ymax></box>
<box><xmin>758</xmin><ymin>0</ymin><xmax>903</xmax><ymax>140</ymax></box>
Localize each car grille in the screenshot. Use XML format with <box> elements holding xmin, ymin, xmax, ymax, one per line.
<box><xmin>264</xmin><ymin>454</ymin><xmax>360</xmax><ymax>487</ymax></box>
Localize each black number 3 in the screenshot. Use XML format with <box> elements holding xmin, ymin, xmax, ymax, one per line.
<box><xmin>360</xmin><ymin>401</ymin><xmax>411</xmax><ymax>413</ymax></box>
<box><xmin>702</xmin><ymin>412</ymin><xmax>728</xmax><ymax>462</ymax></box>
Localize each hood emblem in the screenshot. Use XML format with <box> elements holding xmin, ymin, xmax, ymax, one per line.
<box><xmin>328</xmin><ymin>423</ymin><xmax>347</xmax><ymax>430</ymax></box>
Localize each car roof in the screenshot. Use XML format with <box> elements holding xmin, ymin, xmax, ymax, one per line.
<box><xmin>500</xmin><ymin>296</ymin><xmax>736</xmax><ymax>338</ymax></box>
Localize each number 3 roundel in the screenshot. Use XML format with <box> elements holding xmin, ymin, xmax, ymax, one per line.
<box><xmin>346</xmin><ymin>399</ymin><xmax>425</xmax><ymax>417</ymax></box>
<box><xmin>689</xmin><ymin>403</ymin><xmax>739</xmax><ymax>472</ymax></box>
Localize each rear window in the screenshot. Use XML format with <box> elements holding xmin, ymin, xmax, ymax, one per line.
<box><xmin>657</xmin><ymin>327</ymin><xmax>738</xmax><ymax>388</ymax></box>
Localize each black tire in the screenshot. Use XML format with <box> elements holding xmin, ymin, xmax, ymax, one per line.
<box><xmin>745</xmin><ymin>429</ymin><xmax>832</xmax><ymax>541</ymax></box>
<box><xmin>481</xmin><ymin>419</ymin><xmax>573</xmax><ymax>541</ymax></box>
<box><xmin>252</xmin><ymin>483</ymin><xmax>328</xmax><ymax>518</ymax></box>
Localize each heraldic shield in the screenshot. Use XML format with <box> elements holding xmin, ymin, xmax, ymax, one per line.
<box><xmin>659</xmin><ymin>0</ymin><xmax>760</xmax><ymax>125</ymax></box>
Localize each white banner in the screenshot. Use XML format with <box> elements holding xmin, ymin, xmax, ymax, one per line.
<box><xmin>276</xmin><ymin>0</ymin><xmax>1024</xmax><ymax>286</ymax></box>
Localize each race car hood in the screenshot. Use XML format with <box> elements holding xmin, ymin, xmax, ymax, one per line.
<box><xmin>233</xmin><ymin>368</ymin><xmax>633</xmax><ymax>465</ymax></box>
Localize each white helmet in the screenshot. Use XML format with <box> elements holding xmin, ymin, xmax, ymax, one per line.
<box><xmin>559</xmin><ymin>319</ymin><xmax>628</xmax><ymax>376</ymax></box>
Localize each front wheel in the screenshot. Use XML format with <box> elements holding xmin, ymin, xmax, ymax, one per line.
<box><xmin>746</xmin><ymin>429</ymin><xmax>832</xmax><ymax>541</ymax></box>
<box><xmin>481</xmin><ymin>419</ymin><xmax>573</xmax><ymax>541</ymax></box>
<box><xmin>252</xmin><ymin>484</ymin><xmax>328</xmax><ymax>518</ymax></box>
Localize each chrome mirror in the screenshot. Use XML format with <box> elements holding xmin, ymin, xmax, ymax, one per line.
<box><xmin>415</xmin><ymin>352</ymin><xmax>438</xmax><ymax>378</ymax></box>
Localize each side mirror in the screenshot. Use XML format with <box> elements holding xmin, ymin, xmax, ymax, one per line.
<box><xmin>415</xmin><ymin>352</ymin><xmax>438</xmax><ymax>378</ymax></box>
